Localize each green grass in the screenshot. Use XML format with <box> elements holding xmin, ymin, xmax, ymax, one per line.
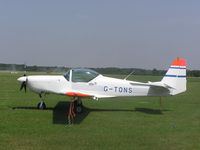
<box><xmin>0</xmin><ymin>72</ymin><xmax>200</xmax><ymax>150</ymax></box>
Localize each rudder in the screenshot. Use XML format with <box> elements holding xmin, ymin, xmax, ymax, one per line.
<box><xmin>161</xmin><ymin>58</ymin><xmax>187</xmax><ymax>95</ymax></box>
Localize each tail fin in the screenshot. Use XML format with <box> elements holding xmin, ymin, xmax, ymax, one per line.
<box><xmin>161</xmin><ymin>58</ymin><xmax>187</xmax><ymax>95</ymax></box>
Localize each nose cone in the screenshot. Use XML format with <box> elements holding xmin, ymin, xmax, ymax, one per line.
<box><xmin>17</xmin><ymin>76</ymin><xmax>26</xmax><ymax>83</ymax></box>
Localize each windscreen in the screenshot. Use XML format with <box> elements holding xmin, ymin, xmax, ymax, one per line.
<box><xmin>72</xmin><ymin>69</ymin><xmax>99</xmax><ymax>82</ymax></box>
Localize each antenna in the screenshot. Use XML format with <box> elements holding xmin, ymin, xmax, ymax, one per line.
<box><xmin>124</xmin><ymin>70</ymin><xmax>134</xmax><ymax>80</ymax></box>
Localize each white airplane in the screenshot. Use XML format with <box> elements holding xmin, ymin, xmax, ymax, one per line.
<box><xmin>17</xmin><ymin>58</ymin><xmax>187</xmax><ymax>115</ymax></box>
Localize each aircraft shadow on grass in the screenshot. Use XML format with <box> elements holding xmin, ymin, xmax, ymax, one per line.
<box><xmin>12</xmin><ymin>101</ymin><xmax>169</xmax><ymax>125</ymax></box>
<box><xmin>134</xmin><ymin>107</ymin><xmax>170</xmax><ymax>115</ymax></box>
<box><xmin>52</xmin><ymin>101</ymin><xmax>135</xmax><ymax>125</ymax></box>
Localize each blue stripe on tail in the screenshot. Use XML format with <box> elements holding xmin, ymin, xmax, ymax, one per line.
<box><xmin>165</xmin><ymin>75</ymin><xmax>186</xmax><ymax>78</ymax></box>
<box><xmin>169</xmin><ymin>67</ymin><xmax>186</xmax><ymax>70</ymax></box>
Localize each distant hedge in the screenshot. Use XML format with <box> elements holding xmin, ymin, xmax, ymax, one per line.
<box><xmin>0</xmin><ymin>63</ymin><xmax>199</xmax><ymax>77</ymax></box>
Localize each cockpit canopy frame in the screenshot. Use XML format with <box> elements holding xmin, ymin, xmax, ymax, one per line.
<box><xmin>64</xmin><ymin>68</ymin><xmax>99</xmax><ymax>83</ymax></box>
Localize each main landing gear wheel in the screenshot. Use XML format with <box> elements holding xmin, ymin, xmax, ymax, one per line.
<box><xmin>37</xmin><ymin>101</ymin><xmax>46</xmax><ymax>110</ymax></box>
<box><xmin>74</xmin><ymin>98</ymin><xmax>83</xmax><ymax>113</ymax></box>
<box><xmin>76</xmin><ymin>104</ymin><xmax>83</xmax><ymax>113</ymax></box>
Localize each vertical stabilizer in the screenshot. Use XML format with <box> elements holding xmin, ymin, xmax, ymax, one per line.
<box><xmin>161</xmin><ymin>58</ymin><xmax>187</xmax><ymax>95</ymax></box>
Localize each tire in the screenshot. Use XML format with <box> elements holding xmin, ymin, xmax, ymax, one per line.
<box><xmin>76</xmin><ymin>105</ymin><xmax>82</xmax><ymax>113</ymax></box>
<box><xmin>37</xmin><ymin>102</ymin><xmax>46</xmax><ymax>110</ymax></box>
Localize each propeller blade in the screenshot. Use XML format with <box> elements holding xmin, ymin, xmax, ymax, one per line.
<box><xmin>19</xmin><ymin>76</ymin><xmax>27</xmax><ymax>93</ymax></box>
<box><xmin>20</xmin><ymin>81</ymin><xmax>26</xmax><ymax>92</ymax></box>
<box><xmin>24</xmin><ymin>81</ymin><xmax>27</xmax><ymax>93</ymax></box>
<box><xmin>20</xmin><ymin>82</ymin><xmax>24</xmax><ymax>91</ymax></box>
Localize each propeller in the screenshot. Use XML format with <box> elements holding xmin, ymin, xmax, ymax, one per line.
<box><xmin>18</xmin><ymin>63</ymin><xmax>28</xmax><ymax>92</ymax></box>
<box><xmin>18</xmin><ymin>74</ymin><xmax>28</xmax><ymax>93</ymax></box>
<box><xmin>20</xmin><ymin>81</ymin><xmax>26</xmax><ymax>92</ymax></box>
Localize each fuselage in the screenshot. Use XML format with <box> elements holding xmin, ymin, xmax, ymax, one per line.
<box><xmin>18</xmin><ymin>73</ymin><xmax>170</xmax><ymax>99</ymax></box>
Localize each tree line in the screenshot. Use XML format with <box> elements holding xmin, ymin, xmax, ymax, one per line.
<box><xmin>0</xmin><ymin>63</ymin><xmax>199</xmax><ymax>77</ymax></box>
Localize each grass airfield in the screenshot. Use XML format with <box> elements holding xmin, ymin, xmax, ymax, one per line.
<box><xmin>0</xmin><ymin>72</ymin><xmax>200</xmax><ymax>150</ymax></box>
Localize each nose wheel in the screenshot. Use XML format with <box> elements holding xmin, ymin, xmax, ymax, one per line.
<box><xmin>37</xmin><ymin>101</ymin><xmax>46</xmax><ymax>109</ymax></box>
<box><xmin>37</xmin><ymin>93</ymin><xmax>47</xmax><ymax>110</ymax></box>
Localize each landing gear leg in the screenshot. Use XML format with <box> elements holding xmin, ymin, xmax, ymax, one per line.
<box><xmin>37</xmin><ymin>93</ymin><xmax>46</xmax><ymax>110</ymax></box>
<box><xmin>74</xmin><ymin>97</ymin><xmax>83</xmax><ymax>114</ymax></box>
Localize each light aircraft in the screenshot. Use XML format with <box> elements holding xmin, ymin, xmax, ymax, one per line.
<box><xmin>17</xmin><ymin>58</ymin><xmax>187</xmax><ymax>119</ymax></box>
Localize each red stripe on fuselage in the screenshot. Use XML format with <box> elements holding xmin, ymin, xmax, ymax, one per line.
<box><xmin>65</xmin><ymin>92</ymin><xmax>91</xmax><ymax>97</ymax></box>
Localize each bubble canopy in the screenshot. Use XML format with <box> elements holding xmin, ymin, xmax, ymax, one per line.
<box><xmin>64</xmin><ymin>68</ymin><xmax>100</xmax><ymax>82</ymax></box>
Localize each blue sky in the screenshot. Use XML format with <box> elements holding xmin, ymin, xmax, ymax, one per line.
<box><xmin>0</xmin><ymin>0</ymin><xmax>199</xmax><ymax>69</ymax></box>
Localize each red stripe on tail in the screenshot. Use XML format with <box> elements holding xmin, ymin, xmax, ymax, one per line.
<box><xmin>171</xmin><ymin>58</ymin><xmax>187</xmax><ymax>66</ymax></box>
